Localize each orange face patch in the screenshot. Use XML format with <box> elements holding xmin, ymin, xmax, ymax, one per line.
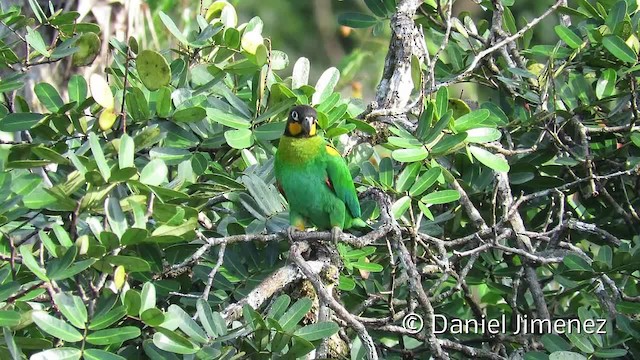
<box><xmin>288</xmin><ymin>122</ymin><xmax>302</xmax><ymax>136</ymax></box>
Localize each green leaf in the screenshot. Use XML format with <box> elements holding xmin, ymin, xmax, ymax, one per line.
<box><xmin>53</xmin><ymin>293</ymin><xmax>87</xmax><ymax>329</ymax></box>
<box><xmin>593</xmin><ymin>349</ymin><xmax>628</xmax><ymax>358</ymax></box>
<box><xmin>606</xmin><ymin>1</ymin><xmax>627</xmax><ymax>32</ymax></box>
<box><xmin>173</xmin><ymin>106</ymin><xmax>206</xmax><ymax>123</ymax></box>
<box><xmin>30</xmin><ymin>347</ymin><xmax>81</xmax><ymax>360</ymax></box>
<box><xmin>85</xmin><ymin>326</ymin><xmax>141</xmax><ymax>345</ymax></box>
<box><xmin>436</xmin><ymin>86</ymin><xmax>448</xmax><ymax>118</ymax></box>
<box><xmin>566</xmin><ymin>330</ymin><xmax>594</xmax><ymax>353</ymax></box>
<box><xmin>105</xmin><ymin>255</ymin><xmax>151</xmax><ymax>272</ymax></box>
<box><xmin>312</xmin><ymin>67</ymin><xmax>340</xmax><ymax>104</ymax></box>
<box><xmin>0</xmin><ymin>310</ymin><xmax>21</xmax><ymax>327</ymax></box>
<box><xmin>19</xmin><ymin>246</ymin><xmax>48</xmax><ymax>281</ymax></box>
<box><xmin>279</xmin><ymin>298</ymin><xmax>313</xmax><ymax>332</ymax></box>
<box><xmin>541</xmin><ymin>334</ymin><xmax>572</xmax><ymax>352</ymax></box>
<box><xmin>83</xmin><ymin>349</ymin><xmax>127</xmax><ymax>360</ymax></box>
<box><xmin>364</xmin><ymin>0</ymin><xmax>388</xmax><ymax>16</ymax></box>
<box><xmin>126</xmin><ymin>86</ymin><xmax>150</xmax><ymax>121</ymax></box>
<box><xmin>156</xmin><ymin>87</ymin><xmax>172</xmax><ymax>118</ymax></box>
<box><xmin>391</xmin><ymin>147</ymin><xmax>428</xmax><ymax>162</ymax></box>
<box><xmin>423</xmin><ymin>110</ymin><xmax>452</xmax><ymax>144</ymax></box>
<box><xmin>602</xmin><ymin>35</ymin><xmax>637</xmax><ymax>63</ymax></box>
<box><xmin>168</xmin><ymin>304</ymin><xmax>208</xmax><ymax>343</ymax></box>
<box><xmin>105</xmin><ymin>196</ymin><xmax>127</xmax><ymax>238</ymax></box>
<box><xmin>351</xmin><ymin>261</ymin><xmax>384</xmax><ymax>272</ymax></box>
<box><xmin>11</xmin><ymin>173</ymin><xmax>41</xmax><ymax>196</ymax></box>
<box><xmin>27</xmin><ymin>0</ymin><xmax>46</xmax><ymax>23</ymax></box>
<box><xmin>0</xmin><ymin>113</ymin><xmax>44</xmax><ymax>132</ymax></box>
<box><xmin>631</xmin><ymin>132</ymin><xmax>640</xmax><ymax>148</ymax></box>
<box><xmin>34</xmin><ymin>83</ymin><xmax>64</xmax><ymax>112</ymax></box>
<box><xmin>421</xmin><ymin>190</ymin><xmax>460</xmax><ymax>205</ymax></box>
<box><xmin>53</xmin><ymin>259</ymin><xmax>96</xmax><ymax>280</ymax></box>
<box><xmin>32</xmin><ymin>146</ymin><xmax>68</xmax><ymax>165</ymax></box>
<box><xmin>388</xmin><ymin>136</ymin><xmax>422</xmax><ymax>148</ymax></box>
<box><xmin>337</xmin><ymin>12</ymin><xmax>378</xmax><ymax>28</ymax></box>
<box><xmin>136</xmin><ymin>50</ymin><xmax>171</xmax><ymax>91</ymax></box>
<box><xmin>292</xmin><ymin>57</ymin><xmax>310</xmax><ymax>89</ymax></box>
<box><xmin>379</xmin><ymin>157</ymin><xmax>393</xmax><ymax>188</ymax></box>
<box><xmin>141</xmin><ymin>307</ymin><xmax>165</xmax><ymax>327</ymax></box>
<box><xmin>53</xmin><ymin>224</ymin><xmax>74</xmax><ymax>248</ymax></box>
<box><xmin>196</xmin><ymin>299</ymin><xmax>220</xmax><ymax>338</ymax></box>
<box><xmin>153</xmin><ymin>328</ymin><xmax>200</xmax><ymax>354</ymax></box>
<box><xmin>3</xmin><ymin>326</ymin><xmax>19</xmax><ymax>360</ymax></box>
<box><xmin>396</xmin><ymin>162</ymin><xmax>421</xmax><ymax>192</ymax></box>
<box><xmin>465</xmin><ymin>128</ymin><xmax>502</xmax><ymax>143</ymax></box>
<box><xmin>563</xmin><ymin>254</ymin><xmax>593</xmax><ymax>272</ymax></box>
<box><xmin>224</xmin><ymin>129</ymin><xmax>254</xmax><ymax>149</ymax></box>
<box><xmin>596</xmin><ymin>245</ymin><xmax>613</xmax><ymax>268</ymax></box>
<box><xmin>254</xmin><ymin>122</ymin><xmax>286</xmax><ymax>141</ymax></box>
<box><xmin>391</xmin><ymin>195</ymin><xmax>411</xmax><ymax>219</ymax></box>
<box><xmin>206</xmin><ymin>108</ymin><xmax>250</xmax><ymax>129</ymax></box>
<box><xmin>47</xmin><ymin>246</ymin><xmax>77</xmax><ymax>280</ymax></box>
<box><xmin>595</xmin><ymin>68</ymin><xmax>617</xmax><ymax>99</ymax></box>
<box><xmin>554</xmin><ymin>25</ymin><xmax>582</xmax><ymax>49</ymax></box>
<box><xmin>150</xmin><ymin>216</ymin><xmax>197</xmax><ymax>238</ymax></box>
<box><xmin>32</xmin><ymin>311</ymin><xmax>83</xmax><ymax>342</ymax></box>
<box><xmin>89</xmin><ymin>305</ymin><xmax>127</xmax><ymax>330</ymax></box>
<box><xmin>287</xmin><ymin>335</ymin><xmax>315</xmax><ymax>358</ymax></box>
<box><xmin>26</xmin><ymin>27</ymin><xmax>50</xmax><ymax>57</ymax></box>
<box><xmin>142</xmin><ymin>339</ymin><xmax>181</xmax><ymax>359</ymax></box>
<box><xmin>68</xmin><ymin>74</ymin><xmax>87</xmax><ymax>104</ymax></box>
<box><xmin>119</xmin><ymin>134</ymin><xmax>135</xmax><ymax>169</ymax></box>
<box><xmin>89</xmin><ymin>132</ymin><xmax>111</xmax><ymax>181</ymax></box>
<box><xmin>267</xmin><ymin>295</ymin><xmax>291</xmax><ymax>321</ymax></box>
<box><xmin>431</xmin><ymin>133</ymin><xmax>468</xmax><ymax>155</ymax></box>
<box><xmin>416</xmin><ymin>103</ymin><xmax>434</xmax><ymax>140</ymax></box>
<box><xmin>454</xmin><ymin>109</ymin><xmax>491</xmax><ymax>132</ymax></box>
<box><xmin>469</xmin><ymin>146</ymin><xmax>510</xmax><ymax>172</ymax></box>
<box><xmin>121</xmin><ymin>228</ymin><xmax>149</xmax><ymax>246</ymax></box>
<box><xmin>140</xmin><ymin>282</ymin><xmax>156</xmax><ymax>315</ymax></box>
<box><xmin>158</xmin><ymin>11</ymin><xmax>188</xmax><ymax>44</ymax></box>
<box><xmin>409</xmin><ymin>167</ymin><xmax>441</xmax><ymax>197</ymax></box>
<box><xmin>140</xmin><ymin>159</ymin><xmax>168</xmax><ymax>186</ymax></box>
<box><xmin>294</xmin><ymin>322</ymin><xmax>339</xmax><ymax>342</ymax></box>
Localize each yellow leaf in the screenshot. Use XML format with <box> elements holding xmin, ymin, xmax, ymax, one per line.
<box><xmin>90</xmin><ymin>74</ymin><xmax>114</xmax><ymax>109</ymax></box>
<box><xmin>75</xmin><ymin>235</ymin><xmax>89</xmax><ymax>255</ymax></box>
<box><xmin>114</xmin><ymin>265</ymin><xmax>126</xmax><ymax>291</ymax></box>
<box><xmin>99</xmin><ymin>107</ymin><xmax>118</xmax><ymax>130</ymax></box>
<box><xmin>241</xmin><ymin>31</ymin><xmax>263</xmax><ymax>54</ymax></box>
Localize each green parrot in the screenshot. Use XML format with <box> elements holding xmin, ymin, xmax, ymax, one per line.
<box><xmin>274</xmin><ymin>105</ymin><xmax>366</xmax><ymax>242</ymax></box>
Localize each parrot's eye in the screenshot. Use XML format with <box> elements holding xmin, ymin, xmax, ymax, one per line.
<box><xmin>291</xmin><ymin>110</ymin><xmax>299</xmax><ymax>122</ymax></box>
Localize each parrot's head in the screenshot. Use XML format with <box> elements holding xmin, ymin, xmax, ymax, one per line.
<box><xmin>284</xmin><ymin>105</ymin><xmax>318</xmax><ymax>138</ymax></box>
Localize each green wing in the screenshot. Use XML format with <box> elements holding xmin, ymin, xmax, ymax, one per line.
<box><xmin>324</xmin><ymin>144</ymin><xmax>361</xmax><ymax>218</ymax></box>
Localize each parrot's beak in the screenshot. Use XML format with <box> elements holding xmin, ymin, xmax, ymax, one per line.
<box><xmin>302</xmin><ymin>116</ymin><xmax>315</xmax><ymax>136</ymax></box>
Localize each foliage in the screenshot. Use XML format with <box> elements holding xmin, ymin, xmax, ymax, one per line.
<box><xmin>0</xmin><ymin>0</ymin><xmax>640</xmax><ymax>359</ymax></box>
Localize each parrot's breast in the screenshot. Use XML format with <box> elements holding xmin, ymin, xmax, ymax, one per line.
<box><xmin>275</xmin><ymin>136</ymin><xmax>325</xmax><ymax>164</ymax></box>
<box><xmin>275</xmin><ymin>136</ymin><xmax>337</xmax><ymax>229</ymax></box>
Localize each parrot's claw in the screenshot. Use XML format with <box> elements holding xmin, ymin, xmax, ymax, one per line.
<box><xmin>287</xmin><ymin>226</ymin><xmax>298</xmax><ymax>242</ymax></box>
<box><xmin>330</xmin><ymin>226</ymin><xmax>342</xmax><ymax>245</ymax></box>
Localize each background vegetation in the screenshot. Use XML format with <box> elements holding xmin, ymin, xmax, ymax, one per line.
<box><xmin>0</xmin><ymin>0</ymin><xmax>639</xmax><ymax>359</ymax></box>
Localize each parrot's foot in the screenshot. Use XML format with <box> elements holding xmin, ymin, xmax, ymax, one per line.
<box><xmin>287</xmin><ymin>226</ymin><xmax>298</xmax><ymax>242</ymax></box>
<box><xmin>330</xmin><ymin>226</ymin><xmax>342</xmax><ymax>245</ymax></box>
